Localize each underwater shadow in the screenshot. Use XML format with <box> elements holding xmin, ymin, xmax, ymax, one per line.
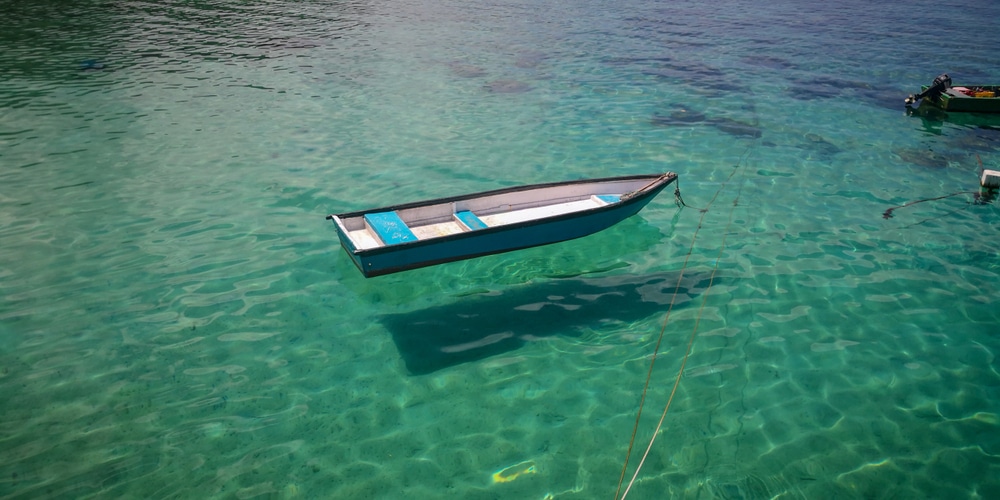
<box><xmin>380</xmin><ymin>270</ymin><xmax>724</xmax><ymax>375</ymax></box>
<box><xmin>905</xmin><ymin>104</ymin><xmax>1000</xmax><ymax>135</ymax></box>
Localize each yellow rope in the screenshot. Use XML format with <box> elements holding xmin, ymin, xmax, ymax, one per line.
<box><xmin>620</xmin><ymin>204</ymin><xmax>736</xmax><ymax>499</ymax></box>
<box><xmin>612</xmin><ymin>194</ymin><xmax>712</xmax><ymax>499</ymax></box>
<box><xmin>615</xmin><ymin>145</ymin><xmax>754</xmax><ymax>500</ymax></box>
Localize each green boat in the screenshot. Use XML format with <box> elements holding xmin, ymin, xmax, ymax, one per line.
<box><xmin>905</xmin><ymin>74</ymin><xmax>1000</xmax><ymax>113</ymax></box>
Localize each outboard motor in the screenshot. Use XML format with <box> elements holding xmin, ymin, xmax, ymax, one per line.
<box><xmin>905</xmin><ymin>73</ymin><xmax>952</xmax><ymax>106</ymax></box>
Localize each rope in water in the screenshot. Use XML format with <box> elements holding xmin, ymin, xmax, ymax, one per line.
<box><xmin>882</xmin><ymin>155</ymin><xmax>991</xmax><ymax>221</ymax></box>
<box><xmin>614</xmin><ymin>143</ymin><xmax>754</xmax><ymax>500</ymax></box>
<box><xmin>673</xmin><ymin>179</ymin><xmax>707</xmax><ymax>212</ymax></box>
<box><xmin>881</xmin><ymin>191</ymin><xmax>975</xmax><ymax>220</ymax></box>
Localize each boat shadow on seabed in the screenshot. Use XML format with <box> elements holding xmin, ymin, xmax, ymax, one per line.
<box><xmin>379</xmin><ymin>270</ymin><xmax>724</xmax><ymax>375</ymax></box>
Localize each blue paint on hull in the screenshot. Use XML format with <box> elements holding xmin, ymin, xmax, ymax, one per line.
<box><xmin>338</xmin><ymin>179</ymin><xmax>672</xmax><ymax>277</ymax></box>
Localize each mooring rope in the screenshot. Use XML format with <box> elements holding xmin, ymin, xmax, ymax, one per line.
<box><xmin>883</xmin><ymin>155</ymin><xmax>991</xmax><ymax>221</ymax></box>
<box><xmin>882</xmin><ymin>191</ymin><xmax>976</xmax><ymax>220</ymax></box>
<box><xmin>614</xmin><ymin>142</ymin><xmax>755</xmax><ymax>500</ymax></box>
<box><xmin>673</xmin><ymin>179</ymin><xmax>707</xmax><ymax>212</ymax></box>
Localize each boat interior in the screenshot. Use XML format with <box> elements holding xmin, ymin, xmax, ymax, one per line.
<box><xmin>341</xmin><ymin>193</ymin><xmax>623</xmax><ymax>250</ymax></box>
<box><xmin>946</xmin><ymin>85</ymin><xmax>998</xmax><ymax>98</ymax></box>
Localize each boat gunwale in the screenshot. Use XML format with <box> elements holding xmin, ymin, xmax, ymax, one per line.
<box><xmin>332</xmin><ymin>172</ymin><xmax>675</xmax><ymax>219</ymax></box>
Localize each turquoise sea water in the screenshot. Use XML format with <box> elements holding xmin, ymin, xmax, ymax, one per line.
<box><xmin>2</xmin><ymin>0</ymin><xmax>999</xmax><ymax>498</ymax></box>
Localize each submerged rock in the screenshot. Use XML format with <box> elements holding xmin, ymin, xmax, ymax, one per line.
<box><xmin>650</xmin><ymin>106</ymin><xmax>707</xmax><ymax>126</ymax></box>
<box><xmin>650</xmin><ymin>108</ymin><xmax>761</xmax><ymax>138</ymax></box>
<box><xmin>484</xmin><ymin>79</ymin><xmax>532</xmax><ymax>93</ymax></box>
<box><xmin>741</xmin><ymin>55</ymin><xmax>796</xmax><ymax>70</ymax></box>
<box><xmin>514</xmin><ymin>52</ymin><xmax>546</xmax><ymax>69</ymax></box>
<box><xmin>802</xmin><ymin>133</ymin><xmax>842</xmax><ymax>156</ymax></box>
<box><xmin>449</xmin><ymin>63</ymin><xmax>487</xmax><ymax>78</ymax></box>
<box><xmin>711</xmin><ymin>119</ymin><xmax>762</xmax><ymax>138</ymax></box>
<box><xmin>79</xmin><ymin>60</ymin><xmax>106</xmax><ymax>71</ymax></box>
<box><xmin>894</xmin><ymin>147</ymin><xmax>953</xmax><ymax>168</ymax></box>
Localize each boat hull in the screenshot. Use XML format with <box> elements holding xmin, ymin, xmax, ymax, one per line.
<box><xmin>329</xmin><ymin>173</ymin><xmax>677</xmax><ymax>277</ymax></box>
<box><xmin>921</xmin><ymin>85</ymin><xmax>1000</xmax><ymax>113</ymax></box>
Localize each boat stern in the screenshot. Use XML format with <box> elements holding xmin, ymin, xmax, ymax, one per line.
<box><xmin>326</xmin><ymin>214</ymin><xmax>369</xmax><ymax>272</ymax></box>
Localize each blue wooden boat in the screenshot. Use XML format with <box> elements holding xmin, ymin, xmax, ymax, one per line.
<box><xmin>327</xmin><ymin>172</ymin><xmax>678</xmax><ymax>277</ymax></box>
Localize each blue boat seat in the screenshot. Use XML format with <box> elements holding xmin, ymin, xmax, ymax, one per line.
<box><xmin>454</xmin><ymin>210</ymin><xmax>488</xmax><ymax>231</ymax></box>
<box><xmin>365</xmin><ymin>211</ymin><xmax>418</xmax><ymax>245</ymax></box>
<box><xmin>595</xmin><ymin>194</ymin><xmax>620</xmax><ymax>204</ymax></box>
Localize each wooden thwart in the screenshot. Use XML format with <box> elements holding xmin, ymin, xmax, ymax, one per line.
<box><xmin>364</xmin><ymin>212</ymin><xmax>418</xmax><ymax>245</ymax></box>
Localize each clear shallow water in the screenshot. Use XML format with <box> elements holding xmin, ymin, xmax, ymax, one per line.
<box><xmin>2</xmin><ymin>0</ymin><xmax>999</xmax><ymax>498</ymax></box>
